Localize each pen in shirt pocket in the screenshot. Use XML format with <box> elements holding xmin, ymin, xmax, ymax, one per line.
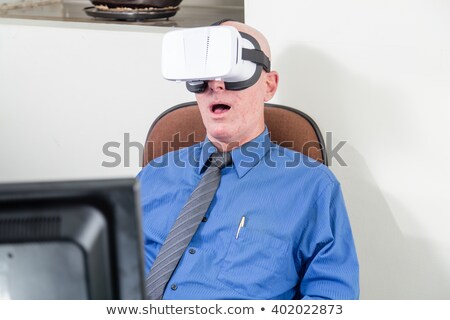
<box><xmin>235</xmin><ymin>216</ymin><xmax>246</xmax><ymax>239</ymax></box>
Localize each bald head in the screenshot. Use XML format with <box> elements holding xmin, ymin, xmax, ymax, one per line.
<box><xmin>221</xmin><ymin>21</ymin><xmax>272</xmax><ymax>60</ymax></box>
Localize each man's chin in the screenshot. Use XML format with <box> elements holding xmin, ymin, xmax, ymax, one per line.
<box><xmin>206</xmin><ymin>128</ymin><xmax>240</xmax><ymax>150</ymax></box>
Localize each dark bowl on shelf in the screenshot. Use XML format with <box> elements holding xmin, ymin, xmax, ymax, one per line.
<box><xmin>90</xmin><ymin>0</ymin><xmax>183</xmax><ymax>9</ymax></box>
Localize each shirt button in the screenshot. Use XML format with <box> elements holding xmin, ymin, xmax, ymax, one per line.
<box><xmin>171</xmin><ymin>284</ymin><xmax>177</xmax><ymax>291</ymax></box>
<box><xmin>189</xmin><ymin>248</ymin><xmax>196</xmax><ymax>254</ymax></box>
<box><xmin>202</xmin><ymin>217</ymin><xmax>208</xmax><ymax>222</ymax></box>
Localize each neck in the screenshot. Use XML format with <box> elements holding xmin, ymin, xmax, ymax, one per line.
<box><xmin>210</xmin><ymin>140</ymin><xmax>240</xmax><ymax>152</ymax></box>
<box><xmin>208</xmin><ymin>127</ymin><xmax>266</xmax><ymax>152</ymax></box>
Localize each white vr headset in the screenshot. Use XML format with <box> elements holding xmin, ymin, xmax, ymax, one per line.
<box><xmin>161</xmin><ymin>25</ymin><xmax>271</xmax><ymax>93</ymax></box>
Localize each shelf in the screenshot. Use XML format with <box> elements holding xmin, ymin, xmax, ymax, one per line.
<box><xmin>0</xmin><ymin>0</ymin><xmax>244</xmax><ymax>28</ymax></box>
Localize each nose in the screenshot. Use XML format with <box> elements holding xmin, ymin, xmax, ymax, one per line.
<box><xmin>208</xmin><ymin>80</ymin><xmax>225</xmax><ymax>92</ymax></box>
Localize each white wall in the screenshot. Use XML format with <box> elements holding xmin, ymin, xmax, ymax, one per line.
<box><xmin>0</xmin><ymin>19</ymin><xmax>193</xmax><ymax>182</ymax></box>
<box><xmin>246</xmin><ymin>0</ymin><xmax>450</xmax><ymax>299</ymax></box>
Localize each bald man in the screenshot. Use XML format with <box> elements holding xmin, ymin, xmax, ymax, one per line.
<box><xmin>138</xmin><ymin>21</ymin><xmax>359</xmax><ymax>300</ymax></box>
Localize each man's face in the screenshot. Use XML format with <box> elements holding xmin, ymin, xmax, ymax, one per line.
<box><xmin>195</xmin><ymin>74</ymin><xmax>270</xmax><ymax>150</ymax></box>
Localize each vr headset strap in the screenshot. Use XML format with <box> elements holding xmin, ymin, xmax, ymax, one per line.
<box><xmin>210</xmin><ymin>18</ymin><xmax>236</xmax><ymax>26</ymax></box>
<box><xmin>242</xmin><ymin>48</ymin><xmax>271</xmax><ymax>72</ymax></box>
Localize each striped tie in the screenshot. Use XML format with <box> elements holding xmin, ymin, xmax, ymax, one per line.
<box><xmin>145</xmin><ymin>151</ymin><xmax>232</xmax><ymax>299</ymax></box>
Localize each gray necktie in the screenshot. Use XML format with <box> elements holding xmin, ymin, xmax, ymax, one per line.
<box><xmin>145</xmin><ymin>151</ymin><xmax>232</xmax><ymax>300</ymax></box>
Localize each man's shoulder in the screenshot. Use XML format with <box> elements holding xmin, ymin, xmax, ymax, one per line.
<box><xmin>267</xmin><ymin>143</ymin><xmax>338</xmax><ymax>184</ymax></box>
<box><xmin>139</xmin><ymin>142</ymin><xmax>202</xmax><ymax>176</ymax></box>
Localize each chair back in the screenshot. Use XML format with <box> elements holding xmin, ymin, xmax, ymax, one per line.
<box><xmin>143</xmin><ymin>102</ymin><xmax>328</xmax><ymax>166</ymax></box>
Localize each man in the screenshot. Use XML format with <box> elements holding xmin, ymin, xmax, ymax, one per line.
<box><xmin>138</xmin><ymin>21</ymin><xmax>359</xmax><ymax>299</ymax></box>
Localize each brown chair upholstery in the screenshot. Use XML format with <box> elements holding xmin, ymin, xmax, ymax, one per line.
<box><xmin>143</xmin><ymin>102</ymin><xmax>328</xmax><ymax>167</ymax></box>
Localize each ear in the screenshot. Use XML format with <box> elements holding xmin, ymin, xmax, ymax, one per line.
<box><xmin>263</xmin><ymin>71</ymin><xmax>279</xmax><ymax>102</ymax></box>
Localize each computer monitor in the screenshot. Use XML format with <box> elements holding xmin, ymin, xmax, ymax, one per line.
<box><xmin>0</xmin><ymin>178</ymin><xmax>145</xmax><ymax>300</ymax></box>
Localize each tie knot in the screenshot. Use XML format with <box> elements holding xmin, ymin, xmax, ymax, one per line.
<box><xmin>209</xmin><ymin>152</ymin><xmax>232</xmax><ymax>169</ymax></box>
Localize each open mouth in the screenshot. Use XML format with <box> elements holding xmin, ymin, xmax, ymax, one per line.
<box><xmin>211</xmin><ymin>104</ymin><xmax>231</xmax><ymax>114</ymax></box>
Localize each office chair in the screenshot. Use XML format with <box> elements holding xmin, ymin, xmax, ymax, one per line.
<box><xmin>142</xmin><ymin>102</ymin><xmax>328</xmax><ymax>167</ymax></box>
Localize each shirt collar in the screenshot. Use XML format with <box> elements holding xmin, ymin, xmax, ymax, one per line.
<box><xmin>197</xmin><ymin>127</ymin><xmax>271</xmax><ymax>179</ymax></box>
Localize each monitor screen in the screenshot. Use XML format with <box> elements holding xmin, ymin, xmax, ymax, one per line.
<box><xmin>0</xmin><ymin>178</ymin><xmax>145</xmax><ymax>300</ymax></box>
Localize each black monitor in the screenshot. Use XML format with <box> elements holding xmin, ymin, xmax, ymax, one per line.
<box><xmin>0</xmin><ymin>178</ymin><xmax>145</xmax><ymax>299</ymax></box>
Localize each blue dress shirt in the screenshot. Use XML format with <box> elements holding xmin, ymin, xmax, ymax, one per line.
<box><xmin>138</xmin><ymin>128</ymin><xmax>359</xmax><ymax>300</ymax></box>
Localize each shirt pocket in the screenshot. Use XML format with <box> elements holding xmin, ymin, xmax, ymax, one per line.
<box><xmin>217</xmin><ymin>228</ymin><xmax>292</xmax><ymax>299</ymax></box>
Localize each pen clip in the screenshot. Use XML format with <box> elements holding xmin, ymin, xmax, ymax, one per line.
<box><xmin>235</xmin><ymin>216</ymin><xmax>246</xmax><ymax>239</ymax></box>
